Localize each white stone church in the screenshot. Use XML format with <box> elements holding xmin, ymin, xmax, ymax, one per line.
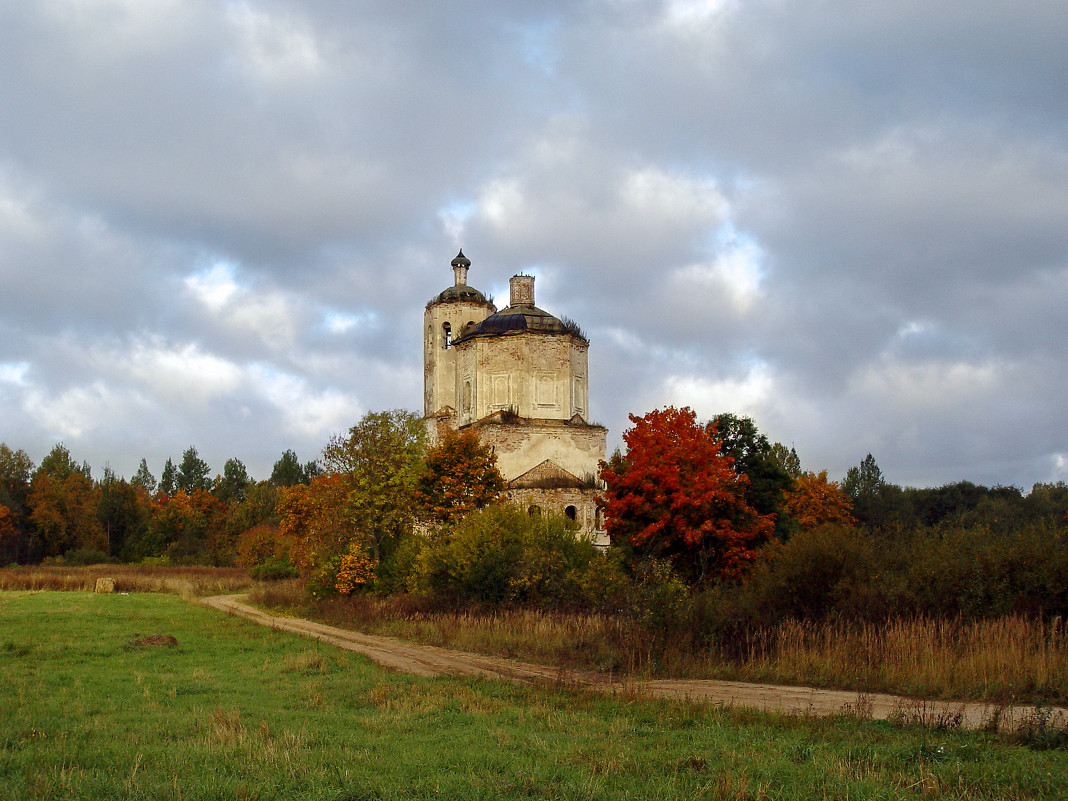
<box><xmin>424</xmin><ymin>250</ymin><xmax>607</xmax><ymax>542</ymax></box>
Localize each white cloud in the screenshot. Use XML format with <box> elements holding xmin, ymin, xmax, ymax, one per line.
<box><xmin>620</xmin><ymin>166</ymin><xmax>726</xmax><ymax>228</ymax></box>
<box><xmin>124</xmin><ymin>338</ymin><xmax>244</xmax><ymax>406</ymax></box>
<box><xmin>185</xmin><ymin>262</ymin><xmax>239</xmax><ymax>311</ymax></box>
<box><xmin>662</xmin><ymin>362</ymin><xmax>776</xmax><ymax>420</ymax></box>
<box><xmin>41</xmin><ymin>0</ymin><xmax>194</xmax><ymax>55</ymax></box>
<box><xmin>184</xmin><ymin>263</ymin><xmax>300</xmax><ymax>350</ymax></box>
<box><xmin>225</xmin><ymin>1</ymin><xmax>326</xmax><ymax>82</ymax></box>
<box><xmin>666</xmin><ymin>234</ymin><xmax>764</xmax><ymax>314</ymax></box>
<box><xmin>1</xmin><ymin>1</ymin><xmax>1066</xmax><ymax>489</ymax></box>
<box><xmin>661</xmin><ymin>0</ymin><xmax>735</xmax><ymax>29</ymax></box>
<box><xmin>851</xmin><ymin>357</ymin><xmax>1000</xmax><ymax>412</ymax></box>
<box><xmin>23</xmin><ymin>381</ymin><xmax>148</xmax><ymax>440</ymax></box>
<box><xmin>249</xmin><ymin>364</ymin><xmax>358</xmax><ymax>438</ymax></box>
<box><xmin>1053</xmin><ymin>454</ymin><xmax>1068</xmax><ymax>482</ymax></box>
<box><xmin>323</xmin><ymin>310</ymin><xmax>374</xmax><ymax>335</ymax></box>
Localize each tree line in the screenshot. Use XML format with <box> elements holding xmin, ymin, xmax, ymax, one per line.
<box><xmin>3</xmin><ymin>406</ymin><xmax>1067</xmax><ymax>627</ymax></box>
<box><xmin>0</xmin><ymin>443</ymin><xmax>318</xmax><ymax>565</ymax></box>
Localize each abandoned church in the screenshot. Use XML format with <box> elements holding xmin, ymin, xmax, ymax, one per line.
<box><xmin>424</xmin><ymin>250</ymin><xmax>608</xmax><ymax>543</ymax></box>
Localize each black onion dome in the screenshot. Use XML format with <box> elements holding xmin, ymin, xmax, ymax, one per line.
<box><xmin>450</xmin><ymin>249</ymin><xmax>471</xmax><ymax>269</ymax></box>
<box><xmin>455</xmin><ymin>303</ymin><xmax>573</xmax><ymax>340</ymax></box>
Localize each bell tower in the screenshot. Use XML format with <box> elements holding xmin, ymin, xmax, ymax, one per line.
<box><xmin>423</xmin><ymin>250</ymin><xmax>495</xmax><ymax>437</ymax></box>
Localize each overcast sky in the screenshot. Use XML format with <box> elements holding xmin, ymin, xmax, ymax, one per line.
<box><xmin>1</xmin><ymin>0</ymin><xmax>1066</xmax><ymax>490</ymax></box>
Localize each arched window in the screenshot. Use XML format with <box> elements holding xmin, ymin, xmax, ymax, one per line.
<box><xmin>528</xmin><ymin>505</ymin><xmax>541</xmax><ymax>517</ymax></box>
<box><xmin>564</xmin><ymin>505</ymin><xmax>577</xmax><ymax>521</ymax></box>
<box><xmin>442</xmin><ymin>322</ymin><xmax>452</xmax><ymax>349</ymax></box>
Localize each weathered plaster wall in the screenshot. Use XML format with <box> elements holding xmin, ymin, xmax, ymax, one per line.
<box><xmin>471</xmin><ymin>420</ymin><xmax>606</xmax><ymax>488</ymax></box>
<box><xmin>454</xmin><ymin>332</ymin><xmax>588</xmax><ymax>425</ymax></box>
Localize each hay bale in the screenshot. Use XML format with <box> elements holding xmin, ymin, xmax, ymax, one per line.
<box><xmin>94</xmin><ymin>577</ymin><xmax>116</xmax><ymax>594</ymax></box>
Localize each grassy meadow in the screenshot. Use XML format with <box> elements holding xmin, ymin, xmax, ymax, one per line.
<box><xmin>3</xmin><ymin>590</ymin><xmax>1068</xmax><ymax>800</ymax></box>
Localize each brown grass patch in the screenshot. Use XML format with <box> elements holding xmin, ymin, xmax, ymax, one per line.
<box><xmin>0</xmin><ymin>564</ymin><xmax>251</xmax><ymax>598</ymax></box>
<box><xmin>128</xmin><ymin>635</ymin><xmax>179</xmax><ymax>648</ymax></box>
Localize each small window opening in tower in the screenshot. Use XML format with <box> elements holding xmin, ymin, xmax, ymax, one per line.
<box><xmin>565</xmin><ymin>505</ymin><xmax>577</xmax><ymax>521</ymax></box>
<box><xmin>442</xmin><ymin>322</ymin><xmax>451</xmax><ymax>349</ymax></box>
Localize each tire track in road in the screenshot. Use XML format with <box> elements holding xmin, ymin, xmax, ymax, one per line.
<box><xmin>202</xmin><ymin>594</ymin><xmax>1066</xmax><ymax>731</ymax></box>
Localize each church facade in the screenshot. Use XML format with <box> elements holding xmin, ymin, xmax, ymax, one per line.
<box><xmin>424</xmin><ymin>250</ymin><xmax>607</xmax><ymax>542</ymax></box>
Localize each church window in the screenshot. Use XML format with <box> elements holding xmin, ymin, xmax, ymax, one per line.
<box><xmin>462</xmin><ymin>380</ymin><xmax>472</xmax><ymax>413</ymax></box>
<box><xmin>528</xmin><ymin>505</ymin><xmax>541</xmax><ymax>517</ymax></box>
<box><xmin>565</xmin><ymin>505</ymin><xmax>577</xmax><ymax>521</ymax></box>
<box><xmin>442</xmin><ymin>322</ymin><xmax>452</xmax><ymax>349</ymax></box>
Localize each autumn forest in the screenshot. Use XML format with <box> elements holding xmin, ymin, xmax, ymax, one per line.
<box><xmin>2</xmin><ymin>406</ymin><xmax>1067</xmax><ymax>629</ymax></box>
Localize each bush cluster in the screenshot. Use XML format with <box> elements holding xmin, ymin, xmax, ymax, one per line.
<box><xmin>325</xmin><ymin>511</ymin><xmax>1068</xmax><ymax>660</ymax></box>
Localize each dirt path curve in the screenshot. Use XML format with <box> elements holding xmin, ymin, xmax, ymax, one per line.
<box><xmin>202</xmin><ymin>594</ymin><xmax>1066</xmax><ymax>731</ymax></box>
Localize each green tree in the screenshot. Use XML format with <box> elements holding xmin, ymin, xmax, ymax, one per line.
<box><xmin>708</xmin><ymin>413</ymin><xmax>794</xmax><ymax>539</ymax></box>
<box><xmin>216</xmin><ymin>458</ymin><xmax>251</xmax><ymax>503</ymax></box>
<box><xmin>843</xmin><ymin>453</ymin><xmax>884</xmax><ymax>500</ymax></box>
<box><xmin>36</xmin><ymin>443</ymin><xmax>85</xmax><ymax>481</ymax></box>
<box><xmin>131</xmin><ymin>458</ymin><xmax>157</xmax><ymax>494</ymax></box>
<box><xmin>269</xmin><ymin>449</ymin><xmax>317</xmax><ymax>487</ymax></box>
<box><xmin>418</xmin><ymin>429</ymin><xmax>504</xmax><ymax>524</ymax></box>
<box><xmin>97</xmin><ymin>470</ymin><xmax>149</xmax><ymax>559</ymax></box>
<box><xmin>0</xmin><ymin>504</ymin><xmax>19</xmax><ymax>564</ymax></box>
<box><xmin>842</xmin><ymin>453</ymin><xmax>894</xmax><ymax>528</ymax></box>
<box><xmin>177</xmin><ymin>447</ymin><xmax>211</xmax><ymax>494</ymax></box>
<box><xmin>159</xmin><ymin>459</ymin><xmax>177</xmax><ymax>496</ymax></box>
<box><xmin>321</xmin><ymin>410</ymin><xmax>426</xmax><ymax>564</ymax></box>
<box><xmin>768</xmin><ymin>442</ymin><xmax>802</xmax><ymax>479</ymax></box>
<box><xmin>413</xmin><ymin>504</ymin><xmax>599</xmax><ymax>608</ymax></box>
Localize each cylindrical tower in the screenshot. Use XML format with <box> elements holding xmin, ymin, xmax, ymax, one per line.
<box><xmin>423</xmin><ymin>250</ymin><xmax>496</xmax><ymax>436</ymax></box>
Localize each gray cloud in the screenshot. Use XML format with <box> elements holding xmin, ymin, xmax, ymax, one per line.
<box><xmin>0</xmin><ymin>0</ymin><xmax>1065</xmax><ymax>488</ymax></box>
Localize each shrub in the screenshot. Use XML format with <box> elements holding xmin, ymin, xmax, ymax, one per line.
<box><xmin>62</xmin><ymin>547</ymin><xmax>117</xmax><ymax>566</ymax></box>
<box><xmin>335</xmin><ymin>544</ymin><xmax>377</xmax><ymax>594</ymax></box>
<box><xmin>412</xmin><ymin>504</ymin><xmax>601</xmax><ymax>609</ymax></box>
<box><xmin>249</xmin><ymin>558</ymin><xmax>299</xmax><ymax>581</ymax></box>
<box><xmin>732</xmin><ymin>524</ymin><xmax>882</xmax><ymax>623</ymax></box>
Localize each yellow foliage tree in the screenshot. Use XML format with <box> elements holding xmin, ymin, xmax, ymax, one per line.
<box><xmin>781</xmin><ymin>470</ymin><xmax>854</xmax><ymax>530</ymax></box>
<box><xmin>335</xmin><ymin>541</ymin><xmax>377</xmax><ymax>594</ymax></box>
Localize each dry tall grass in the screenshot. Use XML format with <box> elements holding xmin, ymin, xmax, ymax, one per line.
<box><xmin>0</xmin><ymin>564</ymin><xmax>251</xmax><ymax>598</ymax></box>
<box><xmin>730</xmin><ymin>615</ymin><xmax>1068</xmax><ymax>702</ymax></box>
<box><xmin>248</xmin><ymin>583</ymin><xmax>1068</xmax><ymax>704</ymax></box>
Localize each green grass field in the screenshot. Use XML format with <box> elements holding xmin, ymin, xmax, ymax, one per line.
<box><xmin>2</xmin><ymin>591</ymin><xmax>1066</xmax><ymax>800</ymax></box>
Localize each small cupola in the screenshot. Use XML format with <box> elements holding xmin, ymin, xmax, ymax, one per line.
<box><xmin>451</xmin><ymin>249</ymin><xmax>471</xmax><ymax>286</ymax></box>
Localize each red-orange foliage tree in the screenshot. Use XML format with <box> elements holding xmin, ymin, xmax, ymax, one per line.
<box><xmin>417</xmin><ymin>429</ymin><xmax>504</xmax><ymax>524</ymax></box>
<box><xmin>599</xmin><ymin>406</ymin><xmax>774</xmax><ymax>584</ymax></box>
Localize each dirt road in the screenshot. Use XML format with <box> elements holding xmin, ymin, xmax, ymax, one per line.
<box><xmin>203</xmin><ymin>594</ymin><xmax>1066</xmax><ymax>731</ymax></box>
